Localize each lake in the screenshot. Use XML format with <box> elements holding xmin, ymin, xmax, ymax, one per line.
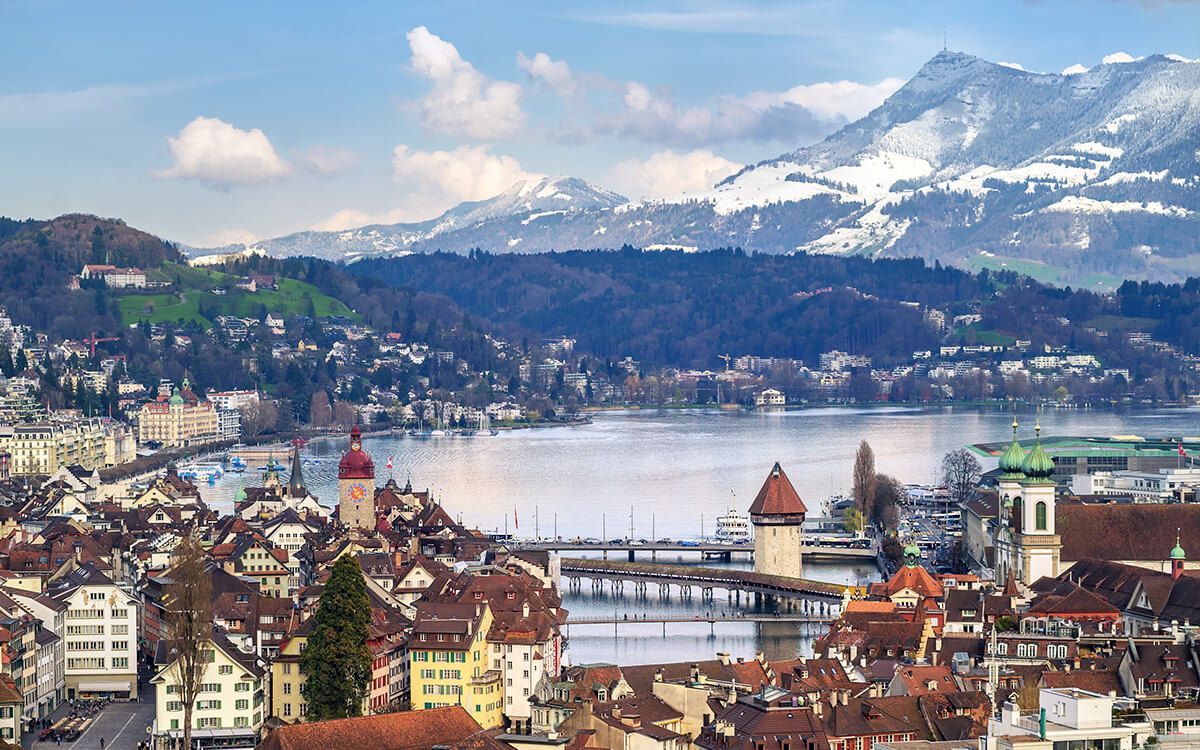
<box><xmin>196</xmin><ymin>405</ymin><xmax>1200</xmax><ymax>664</ymax></box>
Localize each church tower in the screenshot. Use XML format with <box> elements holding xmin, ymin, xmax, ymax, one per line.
<box><xmin>749</xmin><ymin>462</ymin><xmax>807</xmax><ymax>580</ymax></box>
<box><xmin>1015</xmin><ymin>422</ymin><xmax>1061</xmax><ymax>586</ymax></box>
<box><xmin>338</xmin><ymin>425</ymin><xmax>375</xmax><ymax>529</ymax></box>
<box><xmin>994</xmin><ymin>417</ymin><xmax>1026</xmax><ymax>584</ymax></box>
<box><xmin>1171</xmin><ymin>533</ymin><xmax>1186</xmax><ymax>580</ymax></box>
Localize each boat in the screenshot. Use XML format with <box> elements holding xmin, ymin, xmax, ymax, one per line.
<box><xmin>715</xmin><ymin>493</ymin><xmax>751</xmax><ymax>543</ymax></box>
<box><xmin>471</xmin><ymin>414</ymin><xmax>498</xmax><ymax>437</ymax></box>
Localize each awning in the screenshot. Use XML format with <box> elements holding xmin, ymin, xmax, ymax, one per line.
<box><xmin>165</xmin><ymin>728</ymin><xmax>258</xmax><ymax>738</ymax></box>
<box><xmin>77</xmin><ymin>681</ymin><xmax>131</xmax><ymax>692</ymax></box>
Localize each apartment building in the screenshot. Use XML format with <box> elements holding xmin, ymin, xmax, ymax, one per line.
<box><xmin>48</xmin><ymin>563</ymin><xmax>140</xmax><ymax>700</ymax></box>
<box><xmin>409</xmin><ymin>602</ymin><xmax>502</xmax><ymax>729</ymax></box>
<box><xmin>137</xmin><ymin>380</ymin><xmax>218</xmax><ymax>448</ymax></box>
<box><xmin>152</xmin><ymin>629</ymin><xmax>266</xmax><ymax>748</ymax></box>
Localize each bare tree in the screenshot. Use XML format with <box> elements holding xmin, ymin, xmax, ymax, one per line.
<box><xmin>310</xmin><ymin>391</ymin><xmax>332</xmax><ymax>427</ymax></box>
<box><xmin>942</xmin><ymin>448</ymin><xmax>983</xmax><ymax>505</ymax></box>
<box><xmin>239</xmin><ymin>400</ymin><xmax>279</xmax><ymax>438</ymax></box>
<box><xmin>873</xmin><ymin>474</ymin><xmax>905</xmax><ymax>526</ymax></box>
<box><xmin>166</xmin><ymin>535</ymin><xmax>213</xmax><ymax>750</ymax></box>
<box><xmin>852</xmin><ymin>440</ymin><xmax>877</xmax><ymax>522</ymax></box>
<box><xmin>332</xmin><ymin>401</ymin><xmax>356</xmax><ymax>427</ymax></box>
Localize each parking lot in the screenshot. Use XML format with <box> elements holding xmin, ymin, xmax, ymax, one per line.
<box><xmin>26</xmin><ymin>699</ymin><xmax>155</xmax><ymax>750</ymax></box>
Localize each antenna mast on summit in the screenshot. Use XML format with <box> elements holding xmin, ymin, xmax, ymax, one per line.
<box><xmin>943</xmin><ymin>31</ymin><xmax>947</xmax><ymax>51</ymax></box>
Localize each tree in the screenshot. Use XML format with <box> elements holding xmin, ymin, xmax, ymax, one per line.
<box><xmin>873</xmin><ymin>474</ymin><xmax>904</xmax><ymax>527</ymax></box>
<box><xmin>942</xmin><ymin>448</ymin><xmax>982</xmax><ymax>505</ymax></box>
<box><xmin>310</xmin><ymin>390</ymin><xmax>332</xmax><ymax>427</ymax></box>
<box><xmin>239</xmin><ymin>400</ymin><xmax>279</xmax><ymax>438</ymax></box>
<box><xmin>300</xmin><ymin>555</ymin><xmax>372</xmax><ymax>720</ymax></box>
<box><xmin>165</xmin><ymin>536</ymin><xmax>213</xmax><ymax>750</ymax></box>
<box><xmin>852</xmin><ymin>440</ymin><xmax>877</xmax><ymax>521</ymax></box>
<box><xmin>843</xmin><ymin>507</ymin><xmax>864</xmax><ymax>536</ymax></box>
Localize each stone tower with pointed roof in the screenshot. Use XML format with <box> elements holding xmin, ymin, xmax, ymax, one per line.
<box><xmin>338</xmin><ymin>424</ymin><xmax>375</xmax><ymax>529</ymax></box>
<box><xmin>749</xmin><ymin>462</ymin><xmax>807</xmax><ymax>580</ymax></box>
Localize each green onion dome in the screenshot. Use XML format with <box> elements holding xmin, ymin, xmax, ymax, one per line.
<box><xmin>1021</xmin><ymin>424</ymin><xmax>1055</xmax><ymax>482</ymax></box>
<box><xmin>999</xmin><ymin>419</ymin><xmax>1026</xmax><ymax>478</ymax></box>
<box><xmin>1171</xmin><ymin>538</ymin><xmax>1186</xmax><ymax>560</ymax></box>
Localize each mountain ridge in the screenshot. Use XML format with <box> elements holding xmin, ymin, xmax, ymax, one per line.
<box><xmin>189</xmin><ymin>50</ymin><xmax>1200</xmax><ymax>284</ymax></box>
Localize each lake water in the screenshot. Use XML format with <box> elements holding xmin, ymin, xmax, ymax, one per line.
<box><xmin>195</xmin><ymin>405</ymin><xmax>1200</xmax><ymax>665</ymax></box>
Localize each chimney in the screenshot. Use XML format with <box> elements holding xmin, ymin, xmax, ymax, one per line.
<box><xmin>756</xmin><ymin>651</ymin><xmax>765</xmax><ymax>664</ymax></box>
<box><xmin>718</xmin><ymin>652</ymin><xmax>731</xmax><ymax>666</ymax></box>
<box><xmin>612</xmin><ymin>707</ymin><xmax>621</xmax><ymax>719</ymax></box>
<box><xmin>654</xmin><ymin>668</ymin><xmax>664</xmax><ymax>683</ymax></box>
<box><xmin>621</xmin><ymin>713</ymin><xmax>641</xmax><ymax>728</ymax></box>
<box><xmin>840</xmin><ymin>690</ymin><xmax>849</xmax><ymax>706</ymax></box>
<box><xmin>523</xmin><ymin>601</ymin><xmax>530</xmax><ymax>617</ymax></box>
<box><xmin>691</xmin><ymin>664</ymin><xmax>701</xmax><ymax>682</ymax></box>
<box><xmin>737</xmin><ymin>657</ymin><xmax>745</xmax><ymax>664</ymax></box>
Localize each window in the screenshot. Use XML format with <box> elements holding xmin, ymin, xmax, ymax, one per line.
<box><xmin>111</xmin><ymin>641</ymin><xmax>128</xmax><ymax>651</ymax></box>
<box><xmin>282</xmin><ymin>663</ymin><xmax>291</xmax><ymax>675</ymax></box>
<box><xmin>166</xmin><ymin>701</ymin><xmax>182</xmax><ymax>712</ymax></box>
<box><xmin>1035</xmin><ymin>502</ymin><xmax>1047</xmax><ymax>531</ymax></box>
<box><xmin>282</xmin><ymin>704</ymin><xmax>291</xmax><ymax>717</ymax></box>
<box><xmin>90</xmin><ymin>592</ymin><xmax>105</xmax><ymax>601</ymax></box>
<box><xmin>198</xmin><ymin>717</ymin><xmax>221</xmax><ymax>728</ymax></box>
<box><xmin>283</xmin><ymin>683</ymin><xmax>292</xmax><ymax>695</ymax></box>
<box><xmin>234</xmin><ymin>716</ymin><xmax>248</xmax><ymax>727</ymax></box>
<box><xmin>234</xmin><ymin>682</ymin><xmax>250</xmax><ymax>692</ymax></box>
<box><xmin>112</xmin><ymin>657</ymin><xmax>128</xmax><ymax>669</ymax></box>
<box><xmin>197</xmin><ymin>700</ymin><xmax>221</xmax><ymax>711</ymax></box>
<box><xmin>236</xmin><ymin>699</ymin><xmax>249</xmax><ymax>710</ymax></box>
<box><xmin>111</xmin><ymin>608</ymin><xmax>128</xmax><ymax>619</ymax></box>
<box><xmin>219</xmin><ymin>665</ymin><xmax>233</xmax><ymax>675</ymax></box>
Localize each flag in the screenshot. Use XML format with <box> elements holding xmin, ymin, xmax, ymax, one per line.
<box><xmin>1180</xmin><ymin>443</ymin><xmax>1188</xmax><ymax>457</ymax></box>
<box><xmin>514</xmin><ymin>507</ymin><xmax>519</xmax><ymax>529</ymax></box>
<box><xmin>387</xmin><ymin>456</ymin><xmax>393</xmax><ymax>469</ymax></box>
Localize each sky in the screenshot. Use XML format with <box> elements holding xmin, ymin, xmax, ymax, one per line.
<box><xmin>3</xmin><ymin>0</ymin><xmax>1200</xmax><ymax>248</ymax></box>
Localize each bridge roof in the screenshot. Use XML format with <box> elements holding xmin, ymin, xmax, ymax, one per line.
<box><xmin>748</xmin><ymin>462</ymin><xmax>807</xmax><ymax>517</ymax></box>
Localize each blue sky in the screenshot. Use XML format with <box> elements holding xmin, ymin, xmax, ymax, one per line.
<box><xmin>3</xmin><ymin>0</ymin><xmax>1199</xmax><ymax>247</ymax></box>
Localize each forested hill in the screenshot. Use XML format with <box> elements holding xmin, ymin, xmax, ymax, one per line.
<box><xmin>0</xmin><ymin>214</ymin><xmax>181</xmax><ymax>335</ymax></box>
<box><xmin>350</xmin><ymin>249</ymin><xmax>1007</xmax><ymax>368</ymax></box>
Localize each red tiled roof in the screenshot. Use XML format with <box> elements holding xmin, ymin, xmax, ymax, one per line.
<box><xmin>748</xmin><ymin>462</ymin><xmax>807</xmax><ymax>517</ymax></box>
<box><xmin>257</xmin><ymin>706</ymin><xmax>481</xmax><ymax>750</ymax></box>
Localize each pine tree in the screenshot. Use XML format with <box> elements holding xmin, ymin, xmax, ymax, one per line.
<box><xmin>300</xmin><ymin>554</ymin><xmax>372</xmax><ymax>720</ymax></box>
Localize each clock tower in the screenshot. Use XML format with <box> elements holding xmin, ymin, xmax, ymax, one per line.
<box><xmin>338</xmin><ymin>424</ymin><xmax>375</xmax><ymax>529</ymax></box>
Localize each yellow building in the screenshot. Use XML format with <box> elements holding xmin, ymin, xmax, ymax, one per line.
<box><xmin>271</xmin><ymin>625</ymin><xmax>309</xmax><ymax>722</ymax></box>
<box><xmin>137</xmin><ymin>380</ymin><xmax>218</xmax><ymax>448</ymax></box>
<box><xmin>409</xmin><ymin>602</ymin><xmax>502</xmax><ymax>729</ymax></box>
<box><xmin>0</xmin><ymin>417</ymin><xmax>125</xmax><ymax>475</ymax></box>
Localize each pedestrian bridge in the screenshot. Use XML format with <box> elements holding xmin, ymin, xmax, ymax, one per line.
<box><xmin>560</xmin><ymin>558</ymin><xmax>855</xmax><ymax>614</ymax></box>
<box><xmin>521</xmin><ymin>539</ymin><xmax>875</xmax><ymax>564</ymax></box>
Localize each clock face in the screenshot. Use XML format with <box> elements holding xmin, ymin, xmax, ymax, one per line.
<box><xmin>349</xmin><ymin>483</ymin><xmax>366</xmax><ymax>502</ymax></box>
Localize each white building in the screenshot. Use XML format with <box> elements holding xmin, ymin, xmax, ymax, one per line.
<box><xmin>754</xmin><ymin>388</ymin><xmax>785</xmax><ymax>407</ymax></box>
<box><xmin>151</xmin><ymin>629</ymin><xmax>266</xmax><ymax>748</ymax></box>
<box><xmin>217</xmin><ymin>408</ymin><xmax>242</xmax><ymax>441</ymax></box>
<box><xmin>986</xmin><ymin>688</ymin><xmax>1151</xmax><ymax>750</ymax></box>
<box><xmin>208</xmin><ymin>390</ymin><xmax>260</xmax><ymax>412</ymax></box>
<box><xmin>48</xmin><ymin>563</ymin><xmax>140</xmax><ymax>700</ymax></box>
<box><xmin>1070</xmin><ymin>467</ymin><xmax>1200</xmax><ymax>502</ymax></box>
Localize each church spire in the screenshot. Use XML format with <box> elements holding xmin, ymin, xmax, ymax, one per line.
<box><xmin>288</xmin><ymin>439</ymin><xmax>305</xmax><ymax>493</ymax></box>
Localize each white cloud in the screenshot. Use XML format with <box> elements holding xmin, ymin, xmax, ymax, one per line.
<box><xmin>155</xmin><ymin>116</ymin><xmax>292</xmax><ymax>186</ymax></box>
<box><xmin>203</xmin><ymin>228</ymin><xmax>260</xmax><ymax>247</ymax></box>
<box><xmin>608</xmin><ymin>149</ymin><xmax>741</xmax><ymax>198</ymax></box>
<box><xmin>309</xmin><ymin>145</ymin><xmax>542</xmax><ymax>231</ymax></box>
<box><xmin>1102</xmin><ymin>51</ymin><xmax>1139</xmax><ymax>64</ymax></box>
<box><xmin>594</xmin><ymin>76</ymin><xmax>903</xmax><ymax>146</ymax></box>
<box><xmin>517</xmin><ymin>51</ymin><xmax>578</xmax><ymax>97</ymax></box>
<box><xmin>1061</xmin><ymin>63</ymin><xmax>1090</xmax><ymax>75</ymax></box>
<box><xmin>297</xmin><ymin>145</ymin><xmax>361</xmax><ymax>175</ymax></box>
<box><xmin>406</xmin><ymin>26</ymin><xmax>525</xmax><ymax>140</ymax></box>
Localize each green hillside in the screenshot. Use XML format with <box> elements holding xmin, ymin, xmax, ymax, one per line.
<box><xmin>118</xmin><ymin>263</ymin><xmax>356</xmax><ymax>327</ymax></box>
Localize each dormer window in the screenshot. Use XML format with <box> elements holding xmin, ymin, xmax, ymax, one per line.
<box><xmin>474</xmin><ymin>592</ymin><xmax>483</xmax><ymax>600</ymax></box>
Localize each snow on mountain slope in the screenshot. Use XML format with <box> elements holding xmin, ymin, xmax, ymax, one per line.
<box><xmin>192</xmin><ymin>50</ymin><xmax>1200</xmax><ymax>283</ymax></box>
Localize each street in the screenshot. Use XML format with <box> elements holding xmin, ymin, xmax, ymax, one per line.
<box><xmin>24</xmin><ymin>700</ymin><xmax>155</xmax><ymax>750</ymax></box>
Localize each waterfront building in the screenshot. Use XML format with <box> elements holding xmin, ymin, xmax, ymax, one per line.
<box><xmin>338</xmin><ymin>425</ymin><xmax>375</xmax><ymax>530</ymax></box>
<box><xmin>972</xmin><ymin>435</ymin><xmax>1200</xmax><ymax>486</ymax></box>
<box><xmin>0</xmin><ymin>417</ymin><xmax>126</xmax><ymax>475</ymax></box>
<box><xmin>137</xmin><ymin>380</ymin><xmax>219</xmax><ymax>448</ymax></box>
<box><xmin>749</xmin><ymin>462</ymin><xmax>807</xmax><ymax>580</ymax></box>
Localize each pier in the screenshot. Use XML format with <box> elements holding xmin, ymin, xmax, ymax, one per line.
<box><xmin>560</xmin><ymin>558</ymin><xmax>850</xmax><ymax>614</ymax></box>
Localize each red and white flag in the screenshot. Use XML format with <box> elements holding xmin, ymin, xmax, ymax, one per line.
<box><xmin>387</xmin><ymin>456</ymin><xmax>393</xmax><ymax>469</ymax></box>
<box><xmin>1180</xmin><ymin>443</ymin><xmax>1188</xmax><ymax>457</ymax></box>
<box><xmin>514</xmin><ymin>507</ymin><xmax>519</xmax><ymax>530</ymax></box>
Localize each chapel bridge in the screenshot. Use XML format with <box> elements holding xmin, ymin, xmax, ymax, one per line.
<box><xmin>520</xmin><ymin>539</ymin><xmax>876</xmax><ymax>563</ymax></box>
<box><xmin>560</xmin><ymin>558</ymin><xmax>851</xmax><ymax>614</ymax></box>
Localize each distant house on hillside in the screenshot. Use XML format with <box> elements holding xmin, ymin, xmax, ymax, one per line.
<box><xmin>77</xmin><ymin>264</ymin><xmax>146</xmax><ymax>289</ymax></box>
<box><xmin>250</xmin><ymin>274</ymin><xmax>278</xmax><ymax>290</ymax></box>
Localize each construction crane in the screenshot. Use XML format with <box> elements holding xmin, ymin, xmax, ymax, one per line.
<box><xmin>717</xmin><ymin>354</ymin><xmax>732</xmax><ymax>372</ymax></box>
<box><xmin>83</xmin><ymin>331</ymin><xmax>119</xmax><ymax>358</ymax></box>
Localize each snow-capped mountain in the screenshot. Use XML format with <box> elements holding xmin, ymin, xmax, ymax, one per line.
<box><xmin>195</xmin><ymin>51</ymin><xmax>1200</xmax><ymax>283</ymax></box>
<box><xmin>216</xmin><ymin>176</ymin><xmax>626</xmax><ymax>262</ymax></box>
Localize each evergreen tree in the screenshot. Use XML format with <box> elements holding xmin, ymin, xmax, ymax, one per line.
<box><xmin>300</xmin><ymin>555</ymin><xmax>372</xmax><ymax>720</ymax></box>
